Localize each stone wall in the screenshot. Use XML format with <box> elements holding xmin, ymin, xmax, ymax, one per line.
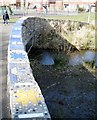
<box><xmin>22</xmin><ymin>17</ymin><xmax>95</xmax><ymax>51</ymax></box>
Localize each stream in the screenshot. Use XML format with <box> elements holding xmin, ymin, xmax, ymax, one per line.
<box><xmin>69</xmin><ymin>50</ymin><xmax>96</xmax><ymax>66</ymax></box>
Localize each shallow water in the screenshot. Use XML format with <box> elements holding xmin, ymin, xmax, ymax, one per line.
<box><xmin>69</xmin><ymin>50</ymin><xmax>96</xmax><ymax>66</ymax></box>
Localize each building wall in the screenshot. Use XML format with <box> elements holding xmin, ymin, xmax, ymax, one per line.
<box><xmin>55</xmin><ymin>0</ymin><xmax>63</xmax><ymax>11</ymax></box>
<box><xmin>0</xmin><ymin>0</ymin><xmax>16</xmax><ymax>6</ymax></box>
<box><xmin>0</xmin><ymin>0</ymin><xmax>96</xmax><ymax>12</ymax></box>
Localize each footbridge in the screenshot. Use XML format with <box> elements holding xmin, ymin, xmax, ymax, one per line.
<box><xmin>8</xmin><ymin>17</ymin><xmax>51</xmax><ymax>119</ymax></box>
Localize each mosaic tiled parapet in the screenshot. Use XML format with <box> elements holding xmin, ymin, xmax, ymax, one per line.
<box><xmin>8</xmin><ymin>18</ymin><xmax>51</xmax><ymax>119</ymax></box>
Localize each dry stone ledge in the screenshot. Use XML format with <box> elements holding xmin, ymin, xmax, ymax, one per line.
<box><xmin>8</xmin><ymin>17</ymin><xmax>51</xmax><ymax>119</ymax></box>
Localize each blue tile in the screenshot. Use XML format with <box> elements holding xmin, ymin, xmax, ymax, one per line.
<box><xmin>11</xmin><ymin>30</ymin><xmax>21</xmax><ymax>36</ymax></box>
<box><xmin>9</xmin><ymin>44</ymin><xmax>24</xmax><ymax>50</ymax></box>
<box><xmin>10</xmin><ymin>71</ymin><xmax>18</xmax><ymax>84</ymax></box>
<box><xmin>10</xmin><ymin>52</ymin><xmax>26</xmax><ymax>59</ymax></box>
<box><xmin>10</xmin><ymin>38</ymin><xmax>22</xmax><ymax>42</ymax></box>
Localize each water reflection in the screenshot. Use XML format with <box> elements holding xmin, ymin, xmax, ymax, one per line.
<box><xmin>82</xmin><ymin>51</ymin><xmax>95</xmax><ymax>62</ymax></box>
<box><xmin>69</xmin><ymin>50</ymin><xmax>97</xmax><ymax>66</ymax></box>
<box><xmin>39</xmin><ymin>52</ymin><xmax>54</xmax><ymax>65</ymax></box>
<box><xmin>69</xmin><ymin>54</ymin><xmax>83</xmax><ymax>66</ymax></box>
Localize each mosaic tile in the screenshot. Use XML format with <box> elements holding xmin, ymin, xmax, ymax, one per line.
<box><xmin>11</xmin><ymin>34</ymin><xmax>21</xmax><ymax>39</ymax></box>
<box><xmin>8</xmin><ymin>50</ymin><xmax>29</xmax><ymax>63</ymax></box>
<box><xmin>10</xmin><ymin>38</ymin><xmax>22</xmax><ymax>43</ymax></box>
<box><xmin>9</xmin><ymin>42</ymin><xmax>24</xmax><ymax>50</ymax></box>
<box><xmin>8</xmin><ymin>63</ymin><xmax>33</xmax><ymax>84</ymax></box>
<box><xmin>11</xmin><ymin>30</ymin><xmax>21</xmax><ymax>36</ymax></box>
<box><xmin>13</xmin><ymin>27</ymin><xmax>22</xmax><ymax>31</ymax></box>
<box><xmin>10</xmin><ymin>83</ymin><xmax>50</xmax><ymax>118</ymax></box>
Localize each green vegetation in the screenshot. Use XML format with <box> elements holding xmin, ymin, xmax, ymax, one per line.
<box><xmin>78</xmin><ymin>7</ymin><xmax>85</xmax><ymax>13</ymax></box>
<box><xmin>42</xmin><ymin>12</ymin><xmax>95</xmax><ymax>23</ymax></box>
<box><xmin>9</xmin><ymin>18</ymin><xmax>20</xmax><ymax>22</ymax></box>
<box><xmin>0</xmin><ymin>12</ymin><xmax>95</xmax><ymax>23</ymax></box>
<box><xmin>53</xmin><ymin>52</ymin><xmax>69</xmax><ymax>69</ymax></box>
<box><xmin>0</xmin><ymin>17</ymin><xmax>20</xmax><ymax>23</ymax></box>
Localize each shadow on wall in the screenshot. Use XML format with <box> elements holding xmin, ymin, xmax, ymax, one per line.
<box><xmin>22</xmin><ymin>17</ymin><xmax>78</xmax><ymax>54</ymax></box>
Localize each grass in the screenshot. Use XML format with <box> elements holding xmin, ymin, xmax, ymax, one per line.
<box><xmin>0</xmin><ymin>12</ymin><xmax>95</xmax><ymax>23</ymax></box>
<box><xmin>42</xmin><ymin>12</ymin><xmax>95</xmax><ymax>23</ymax></box>
<box><xmin>9</xmin><ymin>17</ymin><xmax>20</xmax><ymax>22</ymax></box>
<box><xmin>0</xmin><ymin>16</ymin><xmax>21</xmax><ymax>23</ymax></box>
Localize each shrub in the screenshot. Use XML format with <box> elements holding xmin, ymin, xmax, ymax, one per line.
<box><xmin>78</xmin><ymin>7</ymin><xmax>85</xmax><ymax>13</ymax></box>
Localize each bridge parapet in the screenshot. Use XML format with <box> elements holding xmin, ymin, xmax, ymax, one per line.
<box><xmin>7</xmin><ymin>17</ymin><xmax>51</xmax><ymax>119</ymax></box>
